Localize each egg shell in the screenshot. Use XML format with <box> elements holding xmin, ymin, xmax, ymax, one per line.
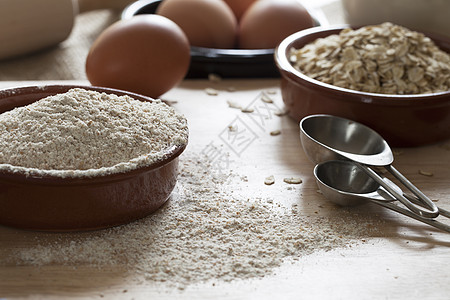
<box><xmin>223</xmin><ymin>0</ymin><xmax>258</xmax><ymax>21</ymax></box>
<box><xmin>239</xmin><ymin>0</ymin><xmax>314</xmax><ymax>49</ymax></box>
<box><xmin>85</xmin><ymin>15</ymin><xmax>190</xmax><ymax>98</ymax></box>
<box><xmin>156</xmin><ymin>0</ymin><xmax>238</xmax><ymax>49</ymax></box>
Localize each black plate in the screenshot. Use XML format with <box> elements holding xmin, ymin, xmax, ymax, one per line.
<box><xmin>121</xmin><ymin>0</ymin><xmax>326</xmax><ymax>78</ymax></box>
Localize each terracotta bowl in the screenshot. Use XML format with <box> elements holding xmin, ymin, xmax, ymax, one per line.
<box><xmin>0</xmin><ymin>85</ymin><xmax>187</xmax><ymax>231</ymax></box>
<box><xmin>274</xmin><ymin>25</ymin><xmax>450</xmax><ymax>147</ymax></box>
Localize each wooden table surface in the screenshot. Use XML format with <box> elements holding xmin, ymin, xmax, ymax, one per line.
<box><xmin>0</xmin><ymin>79</ymin><xmax>449</xmax><ymax>299</ymax></box>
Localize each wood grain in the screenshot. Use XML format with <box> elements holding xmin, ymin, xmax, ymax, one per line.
<box><xmin>0</xmin><ymin>80</ymin><xmax>449</xmax><ymax>299</ymax></box>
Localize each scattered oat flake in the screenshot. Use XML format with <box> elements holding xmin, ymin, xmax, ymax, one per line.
<box><xmin>283</xmin><ymin>177</ymin><xmax>303</xmax><ymax>184</ymax></box>
<box><xmin>418</xmin><ymin>170</ymin><xmax>433</xmax><ymax>177</ymax></box>
<box><xmin>228</xmin><ymin>125</ymin><xmax>237</xmax><ymax>132</ymax></box>
<box><xmin>160</xmin><ymin>99</ymin><xmax>178</xmax><ymax>105</ymax></box>
<box><xmin>241</xmin><ymin>107</ymin><xmax>254</xmax><ymax>113</ymax></box>
<box><xmin>227</xmin><ymin>100</ymin><xmax>242</xmax><ymax>109</ymax></box>
<box><xmin>205</xmin><ymin>88</ymin><xmax>219</xmax><ymax>96</ymax></box>
<box><xmin>264</xmin><ymin>175</ymin><xmax>275</xmax><ymax>185</ymax></box>
<box><xmin>270</xmin><ymin>130</ymin><xmax>281</xmax><ymax>136</ymax></box>
<box><xmin>275</xmin><ymin>109</ymin><xmax>289</xmax><ymax>116</ymax></box>
<box><xmin>266</xmin><ymin>89</ymin><xmax>277</xmax><ymax>95</ymax></box>
<box><xmin>261</xmin><ymin>92</ymin><xmax>274</xmax><ymax>103</ymax></box>
<box><xmin>208</xmin><ymin>73</ymin><xmax>222</xmax><ymax>83</ymax></box>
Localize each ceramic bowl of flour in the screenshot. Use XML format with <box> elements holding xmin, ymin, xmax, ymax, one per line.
<box><xmin>0</xmin><ymin>85</ymin><xmax>188</xmax><ymax>231</ymax></box>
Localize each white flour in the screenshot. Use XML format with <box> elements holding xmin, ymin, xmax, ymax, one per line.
<box><xmin>0</xmin><ymin>88</ymin><xmax>188</xmax><ymax>178</ymax></box>
<box><xmin>7</xmin><ymin>155</ymin><xmax>379</xmax><ymax>289</ymax></box>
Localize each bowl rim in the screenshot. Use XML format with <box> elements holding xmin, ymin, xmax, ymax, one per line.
<box><xmin>0</xmin><ymin>84</ymin><xmax>188</xmax><ymax>183</ymax></box>
<box><xmin>275</xmin><ymin>24</ymin><xmax>450</xmax><ymax>102</ymax></box>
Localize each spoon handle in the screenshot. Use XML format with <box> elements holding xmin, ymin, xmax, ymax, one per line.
<box><xmin>385</xmin><ymin>165</ymin><xmax>440</xmax><ymax>218</ymax></box>
<box><xmin>355</xmin><ymin>163</ymin><xmax>439</xmax><ymax>219</ymax></box>
<box><xmin>403</xmin><ymin>193</ymin><xmax>450</xmax><ymax>219</ymax></box>
<box><xmin>370</xmin><ymin>199</ymin><xmax>450</xmax><ymax>233</ymax></box>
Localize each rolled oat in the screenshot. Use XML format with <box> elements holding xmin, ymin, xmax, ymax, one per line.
<box><xmin>290</xmin><ymin>22</ymin><xmax>450</xmax><ymax>94</ymax></box>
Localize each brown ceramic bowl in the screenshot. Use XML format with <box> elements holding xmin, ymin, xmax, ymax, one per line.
<box><xmin>0</xmin><ymin>85</ymin><xmax>187</xmax><ymax>231</ymax></box>
<box><xmin>274</xmin><ymin>25</ymin><xmax>450</xmax><ymax>147</ymax></box>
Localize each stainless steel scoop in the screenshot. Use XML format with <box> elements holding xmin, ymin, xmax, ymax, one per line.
<box><xmin>314</xmin><ymin>160</ymin><xmax>450</xmax><ymax>233</ymax></box>
<box><xmin>300</xmin><ymin>114</ymin><xmax>439</xmax><ymax>219</ymax></box>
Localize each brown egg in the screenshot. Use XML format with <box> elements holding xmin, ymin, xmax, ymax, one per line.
<box><xmin>156</xmin><ymin>0</ymin><xmax>238</xmax><ymax>49</ymax></box>
<box><xmin>85</xmin><ymin>15</ymin><xmax>190</xmax><ymax>98</ymax></box>
<box><xmin>223</xmin><ymin>0</ymin><xmax>257</xmax><ymax>21</ymax></box>
<box><xmin>239</xmin><ymin>0</ymin><xmax>314</xmax><ymax>49</ymax></box>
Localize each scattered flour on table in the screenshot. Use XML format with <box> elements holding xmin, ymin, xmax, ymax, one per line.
<box><xmin>0</xmin><ymin>88</ymin><xmax>188</xmax><ymax>178</ymax></box>
<box><xmin>5</xmin><ymin>155</ymin><xmax>379</xmax><ymax>289</ymax></box>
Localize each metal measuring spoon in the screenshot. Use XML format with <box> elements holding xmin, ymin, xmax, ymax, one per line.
<box><xmin>314</xmin><ymin>160</ymin><xmax>450</xmax><ymax>233</ymax></box>
<box><xmin>300</xmin><ymin>114</ymin><xmax>439</xmax><ymax>219</ymax></box>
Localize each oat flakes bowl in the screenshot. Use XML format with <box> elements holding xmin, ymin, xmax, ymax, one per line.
<box><xmin>0</xmin><ymin>85</ymin><xmax>188</xmax><ymax>231</ymax></box>
<box><xmin>275</xmin><ymin>25</ymin><xmax>450</xmax><ymax>147</ymax></box>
